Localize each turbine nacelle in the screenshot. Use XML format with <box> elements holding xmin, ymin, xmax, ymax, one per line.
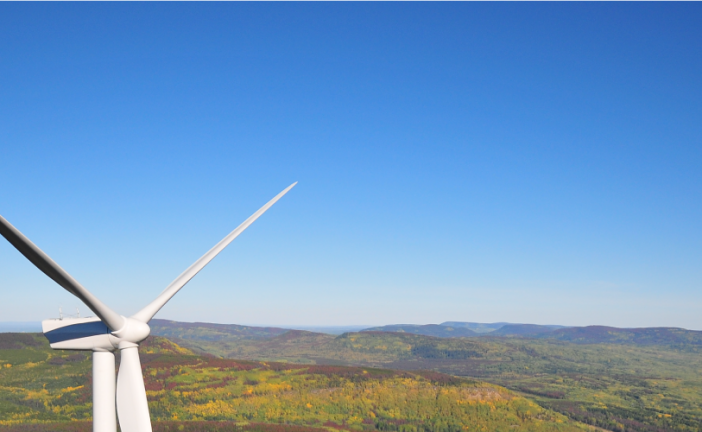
<box><xmin>42</xmin><ymin>316</ymin><xmax>151</xmax><ymax>351</ymax></box>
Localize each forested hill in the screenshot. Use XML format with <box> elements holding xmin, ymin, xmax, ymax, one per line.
<box><xmin>150</xmin><ymin>319</ymin><xmax>289</xmax><ymax>341</ymax></box>
<box><xmin>439</xmin><ymin>322</ymin><xmax>509</xmax><ymax>333</ymax></box>
<box><xmin>361</xmin><ymin>324</ymin><xmax>478</xmax><ymax>337</ymax></box>
<box><xmin>491</xmin><ymin>324</ymin><xmax>568</xmax><ymax>336</ymax></box>
<box><xmin>541</xmin><ymin>325</ymin><xmax>702</xmax><ymax>346</ymax></box>
<box><xmin>358</xmin><ymin>322</ymin><xmax>702</xmax><ymax>345</ymax></box>
<box><xmin>0</xmin><ymin>333</ymin><xmax>587</xmax><ymax>432</ymax></box>
<box><xmin>147</xmin><ymin>320</ymin><xmax>702</xmax><ymax>347</ymax></box>
<box><xmin>4</xmin><ymin>330</ymin><xmax>702</xmax><ymax>431</ymax></box>
<box><xmin>153</xmin><ymin>328</ymin><xmax>702</xmax><ymax>431</ymax></box>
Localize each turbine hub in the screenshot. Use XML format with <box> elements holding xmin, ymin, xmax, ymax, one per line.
<box><xmin>110</xmin><ymin>317</ymin><xmax>150</xmax><ymax>346</ymax></box>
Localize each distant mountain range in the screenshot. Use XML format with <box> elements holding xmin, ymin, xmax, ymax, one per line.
<box><xmin>489</xmin><ymin>323</ymin><xmax>566</xmax><ymax>336</ymax></box>
<box><xmin>151</xmin><ymin>320</ymin><xmax>574</xmax><ymax>341</ymax></box>
<box><xmin>3</xmin><ymin>319</ymin><xmax>701</xmax><ymax>348</ymax></box>
<box><xmin>360</xmin><ymin>324</ymin><xmax>479</xmax><ymax>337</ymax></box>
<box><xmin>439</xmin><ymin>322</ymin><xmax>511</xmax><ymax>333</ymax></box>
<box><xmin>362</xmin><ymin>322</ymin><xmax>569</xmax><ymax>338</ymax></box>
<box><xmin>278</xmin><ymin>325</ymin><xmax>371</xmax><ymax>335</ymax></box>
<box><xmin>539</xmin><ymin>325</ymin><xmax>702</xmax><ymax>346</ymax></box>
<box><xmin>360</xmin><ymin>322</ymin><xmax>702</xmax><ymax>346</ymax></box>
<box><xmin>144</xmin><ymin>319</ymin><xmax>702</xmax><ymax>351</ymax></box>
<box><xmin>3</xmin><ymin>319</ymin><xmax>700</xmax><ymax>346</ymax></box>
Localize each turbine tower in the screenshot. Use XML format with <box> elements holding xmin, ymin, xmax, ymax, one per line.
<box><xmin>0</xmin><ymin>183</ymin><xmax>296</xmax><ymax>432</ymax></box>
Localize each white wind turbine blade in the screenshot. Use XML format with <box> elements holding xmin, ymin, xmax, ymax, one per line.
<box><xmin>132</xmin><ymin>182</ymin><xmax>297</xmax><ymax>323</ymax></box>
<box><xmin>0</xmin><ymin>214</ymin><xmax>125</xmax><ymax>331</ymax></box>
<box><xmin>116</xmin><ymin>346</ymin><xmax>151</xmax><ymax>432</ymax></box>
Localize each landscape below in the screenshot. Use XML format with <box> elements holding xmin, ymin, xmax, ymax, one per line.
<box><xmin>149</xmin><ymin>321</ymin><xmax>702</xmax><ymax>432</ymax></box>
<box><xmin>1</xmin><ymin>320</ymin><xmax>701</xmax><ymax>432</ymax></box>
<box><xmin>0</xmin><ymin>334</ymin><xmax>584</xmax><ymax>432</ymax></box>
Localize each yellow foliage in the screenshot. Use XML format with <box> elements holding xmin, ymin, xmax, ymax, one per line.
<box><xmin>60</xmin><ymin>386</ymin><xmax>84</xmax><ymax>394</ymax></box>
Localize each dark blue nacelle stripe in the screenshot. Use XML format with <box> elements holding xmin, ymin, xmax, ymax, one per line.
<box><xmin>44</xmin><ymin>321</ymin><xmax>109</xmax><ymax>344</ymax></box>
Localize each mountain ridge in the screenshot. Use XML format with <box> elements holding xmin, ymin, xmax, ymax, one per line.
<box><xmin>361</xmin><ymin>324</ymin><xmax>479</xmax><ymax>337</ymax></box>
<box><xmin>149</xmin><ymin>319</ymin><xmax>290</xmax><ymax>341</ymax></box>
<box><xmin>146</xmin><ymin>319</ymin><xmax>702</xmax><ymax>346</ymax></box>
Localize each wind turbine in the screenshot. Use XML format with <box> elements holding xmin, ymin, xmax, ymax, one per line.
<box><xmin>0</xmin><ymin>183</ymin><xmax>296</xmax><ymax>432</ymax></box>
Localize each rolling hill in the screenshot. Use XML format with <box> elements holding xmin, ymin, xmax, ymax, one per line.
<box><xmin>0</xmin><ymin>333</ymin><xmax>587</xmax><ymax>432</ymax></box>
<box><xmin>439</xmin><ymin>322</ymin><xmax>510</xmax><ymax>333</ymax></box>
<box><xmin>540</xmin><ymin>326</ymin><xmax>702</xmax><ymax>347</ymax></box>
<box><xmin>150</xmin><ymin>319</ymin><xmax>289</xmax><ymax>341</ymax></box>
<box><xmin>491</xmin><ymin>324</ymin><xmax>565</xmax><ymax>337</ymax></box>
<box><xmin>147</xmin><ymin>323</ymin><xmax>702</xmax><ymax>432</ymax></box>
<box><xmin>106</xmin><ymin>320</ymin><xmax>702</xmax><ymax>347</ymax></box>
<box><xmin>360</xmin><ymin>322</ymin><xmax>702</xmax><ymax>346</ymax></box>
<box><xmin>19</xmin><ymin>318</ymin><xmax>702</xmax><ymax>431</ymax></box>
<box><xmin>361</xmin><ymin>324</ymin><xmax>478</xmax><ymax>337</ymax></box>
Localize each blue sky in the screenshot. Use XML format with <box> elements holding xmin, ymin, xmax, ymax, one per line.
<box><xmin>0</xmin><ymin>3</ymin><xmax>700</xmax><ymax>329</ymax></box>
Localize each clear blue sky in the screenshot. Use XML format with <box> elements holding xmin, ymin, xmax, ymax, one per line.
<box><xmin>1</xmin><ymin>3</ymin><xmax>700</xmax><ymax>329</ymax></box>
